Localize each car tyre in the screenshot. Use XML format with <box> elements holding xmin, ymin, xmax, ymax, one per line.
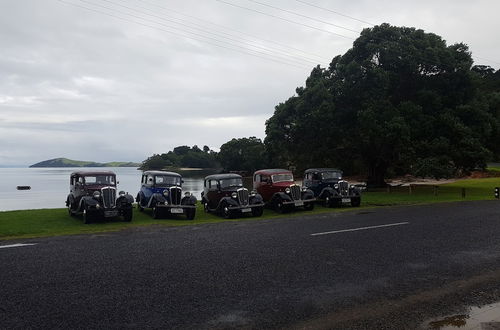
<box><xmin>304</xmin><ymin>202</ymin><xmax>315</xmax><ymax>211</ymax></box>
<box><xmin>273</xmin><ymin>197</ymin><xmax>285</xmax><ymax>213</ymax></box>
<box><xmin>324</xmin><ymin>193</ymin><xmax>332</xmax><ymax>208</ymax></box>
<box><xmin>222</xmin><ymin>203</ymin><xmax>232</xmax><ymax>219</ymax></box>
<box><xmin>83</xmin><ymin>206</ymin><xmax>92</xmax><ymax>224</ymax></box>
<box><xmin>252</xmin><ymin>206</ymin><xmax>263</xmax><ymax>217</ymax></box>
<box><xmin>186</xmin><ymin>208</ymin><xmax>196</xmax><ymax>220</ymax></box>
<box><xmin>152</xmin><ymin>203</ymin><xmax>160</xmax><ymax>219</ymax></box>
<box><xmin>67</xmin><ymin>201</ymin><xmax>75</xmax><ymax>216</ymax></box>
<box><xmin>123</xmin><ymin>209</ymin><xmax>133</xmax><ymax>222</ymax></box>
<box><xmin>351</xmin><ymin>196</ymin><xmax>361</xmax><ymax>207</ymax></box>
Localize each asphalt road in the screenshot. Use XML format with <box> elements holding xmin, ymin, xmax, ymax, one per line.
<box><xmin>2</xmin><ymin>201</ymin><xmax>500</xmax><ymax>329</ymax></box>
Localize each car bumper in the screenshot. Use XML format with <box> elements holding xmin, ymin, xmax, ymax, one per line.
<box><xmin>282</xmin><ymin>198</ymin><xmax>316</xmax><ymax>206</ymax></box>
<box><xmin>227</xmin><ymin>203</ymin><xmax>265</xmax><ymax>212</ymax></box>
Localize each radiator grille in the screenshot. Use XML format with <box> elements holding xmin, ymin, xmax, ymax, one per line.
<box><xmin>170</xmin><ymin>186</ymin><xmax>182</xmax><ymax>205</ymax></box>
<box><xmin>237</xmin><ymin>188</ymin><xmax>249</xmax><ymax>206</ymax></box>
<box><xmin>338</xmin><ymin>180</ymin><xmax>349</xmax><ymax>196</ymax></box>
<box><xmin>290</xmin><ymin>184</ymin><xmax>301</xmax><ymax>201</ymax></box>
<box><xmin>101</xmin><ymin>187</ymin><xmax>116</xmax><ymax>208</ymax></box>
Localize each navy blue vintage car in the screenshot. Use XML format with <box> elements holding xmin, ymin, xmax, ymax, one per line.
<box><xmin>136</xmin><ymin>171</ymin><xmax>197</xmax><ymax>219</ymax></box>
<box><xmin>302</xmin><ymin>168</ymin><xmax>361</xmax><ymax>207</ymax></box>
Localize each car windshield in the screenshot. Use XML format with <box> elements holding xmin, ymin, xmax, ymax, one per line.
<box><xmin>155</xmin><ymin>175</ymin><xmax>181</xmax><ymax>186</ymax></box>
<box><xmin>272</xmin><ymin>173</ymin><xmax>294</xmax><ymax>183</ymax></box>
<box><xmin>83</xmin><ymin>175</ymin><xmax>115</xmax><ymax>185</ymax></box>
<box><xmin>321</xmin><ymin>171</ymin><xmax>342</xmax><ymax>180</ymax></box>
<box><xmin>220</xmin><ymin>178</ymin><xmax>243</xmax><ymax>189</ymax></box>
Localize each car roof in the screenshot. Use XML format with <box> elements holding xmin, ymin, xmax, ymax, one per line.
<box><xmin>71</xmin><ymin>171</ymin><xmax>116</xmax><ymax>176</ymax></box>
<box><xmin>304</xmin><ymin>168</ymin><xmax>342</xmax><ymax>173</ymax></box>
<box><xmin>204</xmin><ymin>173</ymin><xmax>242</xmax><ymax>180</ymax></box>
<box><xmin>143</xmin><ymin>170</ymin><xmax>182</xmax><ymax>177</ymax></box>
<box><xmin>254</xmin><ymin>169</ymin><xmax>291</xmax><ymax>175</ymax></box>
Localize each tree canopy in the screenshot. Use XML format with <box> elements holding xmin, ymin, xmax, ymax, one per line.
<box><xmin>140</xmin><ymin>145</ymin><xmax>218</xmax><ymax>170</ymax></box>
<box><xmin>265</xmin><ymin>24</ymin><xmax>500</xmax><ymax>186</ymax></box>
<box><xmin>218</xmin><ymin>137</ymin><xmax>267</xmax><ymax>172</ymax></box>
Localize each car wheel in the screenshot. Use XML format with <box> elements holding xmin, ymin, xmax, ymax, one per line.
<box><xmin>351</xmin><ymin>197</ymin><xmax>361</xmax><ymax>207</ymax></box>
<box><xmin>304</xmin><ymin>202</ymin><xmax>315</xmax><ymax>211</ymax></box>
<box><xmin>222</xmin><ymin>203</ymin><xmax>232</xmax><ymax>219</ymax></box>
<box><xmin>324</xmin><ymin>193</ymin><xmax>332</xmax><ymax>208</ymax></box>
<box><xmin>67</xmin><ymin>201</ymin><xmax>75</xmax><ymax>216</ymax></box>
<box><xmin>83</xmin><ymin>206</ymin><xmax>92</xmax><ymax>224</ymax></box>
<box><xmin>252</xmin><ymin>206</ymin><xmax>263</xmax><ymax>217</ymax></box>
<box><xmin>186</xmin><ymin>208</ymin><xmax>196</xmax><ymax>220</ymax></box>
<box><xmin>152</xmin><ymin>204</ymin><xmax>160</xmax><ymax>219</ymax></box>
<box><xmin>273</xmin><ymin>198</ymin><xmax>284</xmax><ymax>213</ymax></box>
<box><xmin>123</xmin><ymin>209</ymin><xmax>133</xmax><ymax>222</ymax></box>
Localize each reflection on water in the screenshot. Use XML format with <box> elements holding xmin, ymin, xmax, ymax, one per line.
<box><xmin>423</xmin><ymin>302</ymin><xmax>500</xmax><ymax>329</ymax></box>
<box><xmin>0</xmin><ymin>167</ymin><xmax>220</xmax><ymax>211</ymax></box>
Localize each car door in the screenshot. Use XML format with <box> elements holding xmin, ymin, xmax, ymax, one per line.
<box><xmin>206</xmin><ymin>179</ymin><xmax>220</xmax><ymax>208</ymax></box>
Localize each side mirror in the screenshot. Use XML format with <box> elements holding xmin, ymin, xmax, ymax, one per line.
<box><xmin>117</xmin><ymin>181</ymin><xmax>120</xmax><ymax>185</ymax></box>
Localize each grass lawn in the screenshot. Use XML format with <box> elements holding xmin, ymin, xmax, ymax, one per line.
<box><xmin>1</xmin><ymin>177</ymin><xmax>500</xmax><ymax>240</ymax></box>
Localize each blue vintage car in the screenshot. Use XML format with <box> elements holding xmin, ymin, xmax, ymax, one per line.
<box><xmin>302</xmin><ymin>168</ymin><xmax>361</xmax><ymax>207</ymax></box>
<box><xmin>136</xmin><ymin>171</ymin><xmax>197</xmax><ymax>219</ymax></box>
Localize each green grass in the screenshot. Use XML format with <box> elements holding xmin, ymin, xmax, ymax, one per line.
<box><xmin>1</xmin><ymin>177</ymin><xmax>500</xmax><ymax>241</ymax></box>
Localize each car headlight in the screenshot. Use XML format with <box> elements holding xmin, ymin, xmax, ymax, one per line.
<box><xmin>93</xmin><ymin>191</ymin><xmax>101</xmax><ymax>198</ymax></box>
<box><xmin>350</xmin><ymin>185</ymin><xmax>355</xmax><ymax>189</ymax></box>
<box><xmin>119</xmin><ymin>191</ymin><xmax>126</xmax><ymax>197</ymax></box>
<box><xmin>250</xmin><ymin>190</ymin><xmax>257</xmax><ymax>196</ymax></box>
<box><xmin>302</xmin><ymin>187</ymin><xmax>307</xmax><ymax>192</ymax></box>
<box><xmin>184</xmin><ymin>192</ymin><xmax>191</xmax><ymax>197</ymax></box>
<box><xmin>231</xmin><ymin>192</ymin><xmax>237</xmax><ymax>199</ymax></box>
<box><xmin>334</xmin><ymin>184</ymin><xmax>339</xmax><ymax>189</ymax></box>
<box><xmin>285</xmin><ymin>187</ymin><xmax>291</xmax><ymax>194</ymax></box>
<box><xmin>163</xmin><ymin>190</ymin><xmax>169</xmax><ymax>197</ymax></box>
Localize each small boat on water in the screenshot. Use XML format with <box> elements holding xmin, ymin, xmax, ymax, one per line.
<box><xmin>16</xmin><ymin>186</ymin><xmax>31</xmax><ymax>190</ymax></box>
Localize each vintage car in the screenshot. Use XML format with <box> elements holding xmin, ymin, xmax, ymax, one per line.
<box><xmin>253</xmin><ymin>169</ymin><xmax>315</xmax><ymax>212</ymax></box>
<box><xmin>66</xmin><ymin>171</ymin><xmax>134</xmax><ymax>224</ymax></box>
<box><xmin>136</xmin><ymin>171</ymin><xmax>197</xmax><ymax>219</ymax></box>
<box><xmin>201</xmin><ymin>173</ymin><xmax>264</xmax><ymax>218</ymax></box>
<box><xmin>302</xmin><ymin>168</ymin><xmax>361</xmax><ymax>207</ymax></box>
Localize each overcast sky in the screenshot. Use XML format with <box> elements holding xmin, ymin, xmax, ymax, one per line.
<box><xmin>1</xmin><ymin>0</ymin><xmax>499</xmax><ymax>166</ymax></box>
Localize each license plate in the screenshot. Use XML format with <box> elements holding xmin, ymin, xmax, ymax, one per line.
<box><xmin>294</xmin><ymin>201</ymin><xmax>304</xmax><ymax>206</ymax></box>
<box><xmin>104</xmin><ymin>210</ymin><xmax>118</xmax><ymax>217</ymax></box>
<box><xmin>170</xmin><ymin>208</ymin><xmax>183</xmax><ymax>214</ymax></box>
<box><xmin>241</xmin><ymin>208</ymin><xmax>252</xmax><ymax>213</ymax></box>
<box><xmin>342</xmin><ymin>198</ymin><xmax>351</xmax><ymax>203</ymax></box>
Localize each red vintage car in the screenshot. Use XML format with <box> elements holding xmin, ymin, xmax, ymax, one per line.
<box><xmin>253</xmin><ymin>169</ymin><xmax>315</xmax><ymax>213</ymax></box>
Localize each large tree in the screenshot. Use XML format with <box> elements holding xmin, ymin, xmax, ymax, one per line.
<box><xmin>218</xmin><ymin>137</ymin><xmax>267</xmax><ymax>172</ymax></box>
<box><xmin>265</xmin><ymin>24</ymin><xmax>498</xmax><ymax>186</ymax></box>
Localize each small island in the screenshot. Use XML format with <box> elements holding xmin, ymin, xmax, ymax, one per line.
<box><xmin>29</xmin><ymin>158</ymin><xmax>140</xmax><ymax>168</ymax></box>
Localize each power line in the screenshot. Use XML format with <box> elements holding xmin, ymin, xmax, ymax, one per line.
<box><xmin>56</xmin><ymin>0</ymin><xmax>311</xmax><ymax>70</ymax></box>
<box><xmin>110</xmin><ymin>0</ymin><xmax>324</xmax><ymax>65</ymax></box>
<box><xmin>215</xmin><ymin>0</ymin><xmax>355</xmax><ymax>40</ymax></box>
<box><xmin>78</xmin><ymin>0</ymin><xmax>314</xmax><ymax>68</ymax></box>
<box><xmin>244</xmin><ymin>0</ymin><xmax>360</xmax><ymax>33</ymax></box>
<box><xmin>295</xmin><ymin>0</ymin><xmax>376</xmax><ymax>26</ymax></box>
<box><xmin>135</xmin><ymin>0</ymin><xmax>331</xmax><ymax>62</ymax></box>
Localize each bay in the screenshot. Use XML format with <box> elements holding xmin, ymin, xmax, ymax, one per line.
<box><xmin>0</xmin><ymin>167</ymin><xmax>207</xmax><ymax>211</ymax></box>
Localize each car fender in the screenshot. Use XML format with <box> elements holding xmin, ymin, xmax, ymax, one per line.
<box><xmin>117</xmin><ymin>194</ymin><xmax>134</xmax><ymax>205</ymax></box>
<box><xmin>80</xmin><ymin>196</ymin><xmax>98</xmax><ymax>208</ymax></box>
<box><xmin>217</xmin><ymin>196</ymin><xmax>238</xmax><ymax>209</ymax></box>
<box><xmin>319</xmin><ymin>187</ymin><xmax>336</xmax><ymax>199</ymax></box>
<box><xmin>181</xmin><ymin>195</ymin><xmax>197</xmax><ymax>206</ymax></box>
<box><xmin>301</xmin><ymin>189</ymin><xmax>315</xmax><ymax>200</ymax></box>
<box><xmin>272</xmin><ymin>192</ymin><xmax>292</xmax><ymax>202</ymax></box>
<box><xmin>148</xmin><ymin>193</ymin><xmax>166</xmax><ymax>207</ymax></box>
<box><xmin>249</xmin><ymin>194</ymin><xmax>263</xmax><ymax>204</ymax></box>
<box><xmin>66</xmin><ymin>194</ymin><xmax>75</xmax><ymax>207</ymax></box>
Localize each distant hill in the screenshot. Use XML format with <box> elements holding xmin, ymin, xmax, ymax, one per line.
<box><xmin>29</xmin><ymin>158</ymin><xmax>140</xmax><ymax>168</ymax></box>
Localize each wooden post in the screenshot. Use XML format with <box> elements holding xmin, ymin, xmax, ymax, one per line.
<box><xmin>387</xmin><ymin>185</ymin><xmax>392</xmax><ymax>193</ymax></box>
<box><xmin>461</xmin><ymin>187</ymin><xmax>466</xmax><ymax>198</ymax></box>
<box><xmin>408</xmin><ymin>184</ymin><xmax>412</xmax><ymax>195</ymax></box>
